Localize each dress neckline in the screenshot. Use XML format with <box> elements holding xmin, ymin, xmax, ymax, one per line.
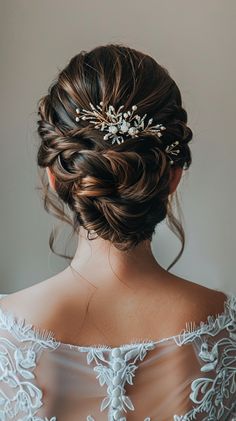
<box><xmin>0</xmin><ymin>292</ymin><xmax>235</xmax><ymax>352</ymax></box>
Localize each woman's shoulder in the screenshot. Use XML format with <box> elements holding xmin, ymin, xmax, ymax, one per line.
<box><xmin>192</xmin><ymin>286</ymin><xmax>230</xmax><ymax>321</ymax></box>
<box><xmin>163</xmin><ymin>275</ymin><xmax>232</xmax><ymax>333</ymax></box>
<box><xmin>0</xmin><ymin>272</ymin><xmax>86</xmax><ymax>339</ymax></box>
<box><xmin>183</xmin><ymin>279</ymin><xmax>228</xmax><ymax>313</ymax></box>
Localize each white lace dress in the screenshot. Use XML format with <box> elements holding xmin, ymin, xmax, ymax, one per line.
<box><xmin>1</xmin><ymin>292</ymin><xmax>236</xmax><ymax>421</ymax></box>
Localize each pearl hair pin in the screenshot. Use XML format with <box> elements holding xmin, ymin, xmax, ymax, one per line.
<box><xmin>74</xmin><ymin>102</ymin><xmax>181</xmax><ymax>165</ymax></box>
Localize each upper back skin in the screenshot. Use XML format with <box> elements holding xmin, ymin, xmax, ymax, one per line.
<box><xmin>0</xmin><ymin>267</ymin><xmax>227</xmax><ymax>348</ymax></box>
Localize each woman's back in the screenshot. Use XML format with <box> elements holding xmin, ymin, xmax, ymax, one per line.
<box><xmin>0</xmin><ymin>267</ymin><xmax>227</xmax><ymax>347</ymax></box>
<box><xmin>0</xmin><ymin>275</ymin><xmax>236</xmax><ymax>421</ymax></box>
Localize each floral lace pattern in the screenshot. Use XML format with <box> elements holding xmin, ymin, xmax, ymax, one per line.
<box><xmin>0</xmin><ymin>297</ymin><xmax>60</xmax><ymax>421</ymax></box>
<box><xmin>173</xmin><ymin>293</ymin><xmax>236</xmax><ymax>420</ymax></box>
<box><xmin>1</xmin><ymin>293</ymin><xmax>236</xmax><ymax>420</ymax></box>
<box><xmin>78</xmin><ymin>342</ymin><xmax>156</xmax><ymax>420</ymax></box>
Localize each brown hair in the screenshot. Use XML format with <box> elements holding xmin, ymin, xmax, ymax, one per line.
<box><xmin>36</xmin><ymin>43</ymin><xmax>192</xmax><ymax>271</ymax></box>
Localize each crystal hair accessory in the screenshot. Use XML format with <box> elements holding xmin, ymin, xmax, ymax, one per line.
<box><xmin>74</xmin><ymin>102</ymin><xmax>180</xmax><ymax>165</ymax></box>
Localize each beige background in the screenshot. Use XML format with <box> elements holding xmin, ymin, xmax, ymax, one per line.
<box><xmin>0</xmin><ymin>0</ymin><xmax>235</xmax><ymax>294</ymax></box>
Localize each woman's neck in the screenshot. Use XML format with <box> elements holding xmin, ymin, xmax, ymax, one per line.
<box><xmin>68</xmin><ymin>226</ymin><xmax>167</xmax><ymax>288</ymax></box>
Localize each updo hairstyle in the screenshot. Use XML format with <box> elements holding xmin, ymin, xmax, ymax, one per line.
<box><xmin>36</xmin><ymin>43</ymin><xmax>192</xmax><ymax>271</ymax></box>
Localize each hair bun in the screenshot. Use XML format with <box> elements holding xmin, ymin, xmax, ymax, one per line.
<box><xmin>65</xmin><ymin>136</ymin><xmax>170</xmax><ymax>250</ymax></box>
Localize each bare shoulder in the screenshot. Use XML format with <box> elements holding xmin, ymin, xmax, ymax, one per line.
<box><xmin>173</xmin><ymin>276</ymin><xmax>228</xmax><ymax>328</ymax></box>
<box><xmin>0</xmin><ymin>269</ymin><xmax>87</xmax><ymax>336</ymax></box>
<box><xmin>0</xmin><ymin>276</ymin><xmax>59</xmax><ymax>323</ymax></box>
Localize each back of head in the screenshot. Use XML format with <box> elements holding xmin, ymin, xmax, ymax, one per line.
<box><xmin>36</xmin><ymin>43</ymin><xmax>192</xmax><ymax>270</ymax></box>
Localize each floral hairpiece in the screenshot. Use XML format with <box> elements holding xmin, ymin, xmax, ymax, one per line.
<box><xmin>74</xmin><ymin>102</ymin><xmax>180</xmax><ymax>165</ymax></box>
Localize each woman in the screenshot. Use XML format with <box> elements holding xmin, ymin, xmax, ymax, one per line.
<box><xmin>0</xmin><ymin>43</ymin><xmax>236</xmax><ymax>420</ymax></box>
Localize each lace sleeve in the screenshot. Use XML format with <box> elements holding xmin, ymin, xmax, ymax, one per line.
<box><xmin>0</xmin><ymin>302</ymin><xmax>59</xmax><ymax>421</ymax></box>
<box><xmin>173</xmin><ymin>292</ymin><xmax>236</xmax><ymax>420</ymax></box>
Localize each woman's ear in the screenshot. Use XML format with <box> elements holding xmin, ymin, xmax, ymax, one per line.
<box><xmin>46</xmin><ymin>167</ymin><xmax>56</xmax><ymax>192</ymax></box>
<box><xmin>169</xmin><ymin>166</ymin><xmax>183</xmax><ymax>194</ymax></box>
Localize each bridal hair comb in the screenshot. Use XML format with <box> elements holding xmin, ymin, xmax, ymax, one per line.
<box><xmin>74</xmin><ymin>102</ymin><xmax>180</xmax><ymax>165</ymax></box>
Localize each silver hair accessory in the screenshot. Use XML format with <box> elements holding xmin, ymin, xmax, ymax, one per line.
<box><xmin>75</xmin><ymin>102</ymin><xmax>180</xmax><ymax>165</ymax></box>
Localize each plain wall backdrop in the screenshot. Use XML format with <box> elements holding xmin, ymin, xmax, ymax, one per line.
<box><xmin>0</xmin><ymin>0</ymin><xmax>235</xmax><ymax>294</ymax></box>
